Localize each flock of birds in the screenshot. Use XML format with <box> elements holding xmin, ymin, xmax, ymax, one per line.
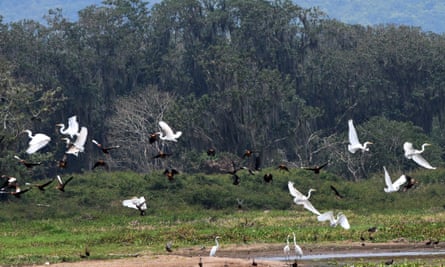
<box><xmin>0</xmin><ymin>116</ymin><xmax>437</xmax><ymax>264</ymax></box>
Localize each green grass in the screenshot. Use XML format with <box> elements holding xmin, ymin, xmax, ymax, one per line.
<box><xmin>1</xmin><ymin>167</ymin><xmax>445</xmax><ymax>265</ymax></box>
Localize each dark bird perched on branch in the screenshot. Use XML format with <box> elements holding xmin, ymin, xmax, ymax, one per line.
<box><xmin>14</xmin><ymin>155</ymin><xmax>41</xmax><ymax>169</ymax></box>
<box><xmin>303</xmin><ymin>162</ymin><xmax>328</xmax><ymax>174</ymax></box>
<box><xmin>92</xmin><ymin>139</ymin><xmax>120</xmax><ymax>154</ymax></box>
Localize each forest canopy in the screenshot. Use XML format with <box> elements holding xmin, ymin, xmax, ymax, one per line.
<box><xmin>1</xmin><ymin>0</ymin><xmax>445</xmax><ymax>180</ymax></box>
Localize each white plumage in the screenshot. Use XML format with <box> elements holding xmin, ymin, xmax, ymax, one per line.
<box><xmin>65</xmin><ymin>127</ymin><xmax>88</xmax><ymax>156</ymax></box>
<box><xmin>209</xmin><ymin>236</ymin><xmax>220</xmax><ymax>257</ymax></box>
<box><xmin>158</xmin><ymin>121</ymin><xmax>182</xmax><ymax>142</ymax></box>
<box><xmin>403</xmin><ymin>142</ymin><xmax>436</xmax><ymax>169</ymax></box>
<box><xmin>122</xmin><ymin>196</ymin><xmax>147</xmax><ymax>211</ymax></box>
<box><xmin>348</xmin><ymin>119</ymin><xmax>372</xmax><ymax>153</ymax></box>
<box><xmin>288</xmin><ymin>181</ymin><xmax>320</xmax><ymax>216</ymax></box>
<box><xmin>283</xmin><ymin>235</ymin><xmax>290</xmax><ymax>261</ymax></box>
<box><xmin>383</xmin><ymin>166</ymin><xmax>407</xmax><ymax>193</ymax></box>
<box><xmin>56</xmin><ymin>115</ymin><xmax>79</xmax><ymax>139</ymax></box>
<box><xmin>24</xmin><ymin>130</ymin><xmax>51</xmax><ymax>154</ymax></box>
<box><xmin>317</xmin><ymin>211</ymin><xmax>350</xmax><ymax>230</ymax></box>
<box><xmin>292</xmin><ymin>232</ymin><xmax>303</xmax><ymax>259</ymax></box>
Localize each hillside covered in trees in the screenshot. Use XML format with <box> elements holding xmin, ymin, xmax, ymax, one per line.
<box><xmin>1</xmin><ymin>0</ymin><xmax>445</xmax><ymax>181</ymax></box>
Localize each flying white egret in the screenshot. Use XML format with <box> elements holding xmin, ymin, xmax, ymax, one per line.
<box><xmin>158</xmin><ymin>121</ymin><xmax>182</xmax><ymax>142</ymax></box>
<box><xmin>292</xmin><ymin>232</ymin><xmax>303</xmax><ymax>260</ymax></box>
<box><xmin>403</xmin><ymin>142</ymin><xmax>436</xmax><ymax>169</ymax></box>
<box><xmin>56</xmin><ymin>115</ymin><xmax>79</xmax><ymax>139</ymax></box>
<box><xmin>65</xmin><ymin>127</ymin><xmax>88</xmax><ymax>156</ymax></box>
<box><xmin>383</xmin><ymin>166</ymin><xmax>407</xmax><ymax>193</ymax></box>
<box><xmin>23</xmin><ymin>130</ymin><xmax>51</xmax><ymax>154</ymax></box>
<box><xmin>288</xmin><ymin>181</ymin><xmax>321</xmax><ymax>216</ymax></box>
<box><xmin>209</xmin><ymin>236</ymin><xmax>220</xmax><ymax>257</ymax></box>
<box><xmin>347</xmin><ymin>119</ymin><xmax>373</xmax><ymax>153</ymax></box>
<box><xmin>122</xmin><ymin>196</ymin><xmax>147</xmax><ymax>216</ymax></box>
<box><xmin>317</xmin><ymin>211</ymin><xmax>350</xmax><ymax>230</ymax></box>
<box><xmin>283</xmin><ymin>235</ymin><xmax>290</xmax><ymax>262</ymax></box>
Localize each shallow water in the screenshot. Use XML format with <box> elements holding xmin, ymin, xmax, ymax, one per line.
<box><xmin>259</xmin><ymin>249</ymin><xmax>445</xmax><ymax>261</ymax></box>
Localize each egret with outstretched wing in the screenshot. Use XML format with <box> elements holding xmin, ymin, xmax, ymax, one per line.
<box><xmin>158</xmin><ymin>121</ymin><xmax>182</xmax><ymax>142</ymax></box>
<box><xmin>288</xmin><ymin>181</ymin><xmax>320</xmax><ymax>215</ymax></box>
<box><xmin>317</xmin><ymin>211</ymin><xmax>350</xmax><ymax>230</ymax></box>
<box><xmin>403</xmin><ymin>142</ymin><xmax>436</xmax><ymax>169</ymax></box>
<box><xmin>348</xmin><ymin>119</ymin><xmax>372</xmax><ymax>153</ymax></box>
<box><xmin>383</xmin><ymin>166</ymin><xmax>407</xmax><ymax>193</ymax></box>
<box><xmin>24</xmin><ymin>130</ymin><xmax>51</xmax><ymax>154</ymax></box>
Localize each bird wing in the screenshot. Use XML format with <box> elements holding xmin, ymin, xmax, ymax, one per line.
<box><xmin>403</xmin><ymin>142</ymin><xmax>415</xmax><ymax>158</ymax></box>
<box><xmin>73</xmin><ymin>127</ymin><xmax>88</xmax><ymax>149</ymax></box>
<box><xmin>337</xmin><ymin>213</ymin><xmax>350</xmax><ymax>230</ymax></box>
<box><xmin>392</xmin><ymin>174</ymin><xmax>407</xmax><ymax>190</ymax></box>
<box><xmin>296</xmin><ymin>199</ymin><xmax>321</xmax><ymax>216</ymax></box>
<box><xmin>330</xmin><ymin>185</ymin><xmax>340</xmax><ymax>196</ymax></box>
<box><xmin>411</xmin><ymin>154</ymin><xmax>436</xmax><ymax>169</ymax></box>
<box><xmin>383</xmin><ymin>166</ymin><xmax>394</xmax><ymax>191</ymax></box>
<box><xmin>56</xmin><ymin>175</ymin><xmax>63</xmax><ymax>185</ymax></box>
<box><xmin>287</xmin><ymin>181</ymin><xmax>304</xmax><ymax>199</ymax></box>
<box><xmin>348</xmin><ymin>120</ymin><xmax>361</xmax><ymax>146</ymax></box>
<box><xmin>317</xmin><ymin>211</ymin><xmax>334</xmax><ymax>222</ymax></box>
<box><xmin>159</xmin><ymin>121</ymin><xmax>175</xmax><ymax>138</ymax></box>
<box><xmin>122</xmin><ymin>198</ymin><xmax>138</xmax><ymax>209</ymax></box>
<box><xmin>26</xmin><ymin>134</ymin><xmax>51</xmax><ymax>154</ymax></box>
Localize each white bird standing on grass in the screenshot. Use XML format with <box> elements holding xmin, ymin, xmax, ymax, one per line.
<box><xmin>317</xmin><ymin>211</ymin><xmax>350</xmax><ymax>230</ymax></box>
<box><xmin>288</xmin><ymin>181</ymin><xmax>320</xmax><ymax>215</ymax></box>
<box><xmin>56</xmin><ymin>115</ymin><xmax>79</xmax><ymax>139</ymax></box>
<box><xmin>403</xmin><ymin>142</ymin><xmax>436</xmax><ymax>169</ymax></box>
<box><xmin>23</xmin><ymin>130</ymin><xmax>51</xmax><ymax>154</ymax></box>
<box><xmin>347</xmin><ymin>119</ymin><xmax>373</xmax><ymax>153</ymax></box>
<box><xmin>383</xmin><ymin>166</ymin><xmax>407</xmax><ymax>193</ymax></box>
<box><xmin>292</xmin><ymin>232</ymin><xmax>303</xmax><ymax>260</ymax></box>
<box><xmin>209</xmin><ymin>236</ymin><xmax>220</xmax><ymax>257</ymax></box>
<box><xmin>158</xmin><ymin>121</ymin><xmax>182</xmax><ymax>142</ymax></box>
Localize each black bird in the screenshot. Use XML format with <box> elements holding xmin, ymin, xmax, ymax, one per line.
<box><xmin>263</xmin><ymin>173</ymin><xmax>273</xmax><ymax>183</ymax></box>
<box><xmin>402</xmin><ymin>175</ymin><xmax>418</xmax><ymax>192</ymax></box>
<box><xmin>1</xmin><ymin>185</ymin><xmax>31</xmax><ymax>198</ymax></box>
<box><xmin>152</xmin><ymin>150</ymin><xmax>172</xmax><ymax>159</ymax></box>
<box><xmin>164</xmin><ymin>168</ymin><xmax>179</xmax><ymax>181</ymax></box>
<box><xmin>92</xmin><ymin>159</ymin><xmax>108</xmax><ymax>170</ymax></box>
<box><xmin>148</xmin><ymin>132</ymin><xmax>159</xmax><ymax>144</ymax></box>
<box><xmin>207</xmin><ymin>148</ymin><xmax>216</xmax><ymax>157</ymax></box>
<box><xmin>56</xmin><ymin>175</ymin><xmax>73</xmax><ymax>192</ymax></box>
<box><xmin>232</xmin><ymin>174</ymin><xmax>240</xmax><ymax>185</ymax></box>
<box><xmin>57</xmin><ymin>154</ymin><xmax>68</xmax><ymax>169</ymax></box>
<box><xmin>384</xmin><ymin>259</ymin><xmax>394</xmax><ymax>265</ymax></box>
<box><xmin>92</xmin><ymin>139</ymin><xmax>120</xmax><ymax>154</ymax></box>
<box><xmin>26</xmin><ymin>179</ymin><xmax>54</xmax><ymax>191</ymax></box>
<box><xmin>14</xmin><ymin>155</ymin><xmax>41</xmax><ymax>169</ymax></box>
<box><xmin>303</xmin><ymin>162</ymin><xmax>328</xmax><ymax>174</ymax></box>
<box><xmin>242</xmin><ymin>149</ymin><xmax>258</xmax><ymax>158</ymax></box>
<box><xmin>277</xmin><ymin>164</ymin><xmax>289</xmax><ymax>172</ymax></box>
<box><xmin>330</xmin><ymin>185</ymin><xmax>344</xmax><ymax>199</ymax></box>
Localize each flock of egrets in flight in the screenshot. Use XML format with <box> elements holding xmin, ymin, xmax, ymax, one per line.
<box><xmin>0</xmin><ymin>116</ymin><xmax>436</xmax><ymax>262</ymax></box>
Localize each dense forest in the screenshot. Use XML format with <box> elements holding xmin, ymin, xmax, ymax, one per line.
<box><xmin>1</xmin><ymin>0</ymin><xmax>445</xmax><ymax>181</ymax></box>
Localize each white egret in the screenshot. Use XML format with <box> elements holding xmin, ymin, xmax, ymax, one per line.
<box><xmin>383</xmin><ymin>166</ymin><xmax>407</xmax><ymax>193</ymax></box>
<box><xmin>23</xmin><ymin>130</ymin><xmax>51</xmax><ymax>154</ymax></box>
<box><xmin>403</xmin><ymin>142</ymin><xmax>436</xmax><ymax>169</ymax></box>
<box><xmin>122</xmin><ymin>196</ymin><xmax>147</xmax><ymax>216</ymax></box>
<box><xmin>65</xmin><ymin>127</ymin><xmax>88</xmax><ymax>156</ymax></box>
<box><xmin>158</xmin><ymin>121</ymin><xmax>182</xmax><ymax>142</ymax></box>
<box><xmin>347</xmin><ymin>119</ymin><xmax>373</xmax><ymax>153</ymax></box>
<box><xmin>317</xmin><ymin>211</ymin><xmax>350</xmax><ymax>230</ymax></box>
<box><xmin>288</xmin><ymin>181</ymin><xmax>321</xmax><ymax>216</ymax></box>
<box><xmin>283</xmin><ymin>235</ymin><xmax>290</xmax><ymax>262</ymax></box>
<box><xmin>209</xmin><ymin>236</ymin><xmax>220</xmax><ymax>257</ymax></box>
<box><xmin>292</xmin><ymin>232</ymin><xmax>303</xmax><ymax>260</ymax></box>
<box><xmin>56</xmin><ymin>115</ymin><xmax>79</xmax><ymax>139</ymax></box>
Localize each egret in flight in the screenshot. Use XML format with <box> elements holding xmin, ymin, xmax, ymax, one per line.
<box><xmin>383</xmin><ymin>166</ymin><xmax>407</xmax><ymax>193</ymax></box>
<box><xmin>56</xmin><ymin>115</ymin><xmax>79</xmax><ymax>139</ymax></box>
<box><xmin>65</xmin><ymin>127</ymin><xmax>88</xmax><ymax>156</ymax></box>
<box><xmin>158</xmin><ymin>121</ymin><xmax>182</xmax><ymax>142</ymax></box>
<box><xmin>403</xmin><ymin>142</ymin><xmax>436</xmax><ymax>169</ymax></box>
<box><xmin>122</xmin><ymin>196</ymin><xmax>147</xmax><ymax>216</ymax></box>
<box><xmin>288</xmin><ymin>181</ymin><xmax>320</xmax><ymax>215</ymax></box>
<box><xmin>348</xmin><ymin>119</ymin><xmax>373</xmax><ymax>153</ymax></box>
<box><xmin>317</xmin><ymin>211</ymin><xmax>350</xmax><ymax>230</ymax></box>
<box><xmin>23</xmin><ymin>130</ymin><xmax>51</xmax><ymax>154</ymax></box>
<box><xmin>209</xmin><ymin>236</ymin><xmax>220</xmax><ymax>256</ymax></box>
